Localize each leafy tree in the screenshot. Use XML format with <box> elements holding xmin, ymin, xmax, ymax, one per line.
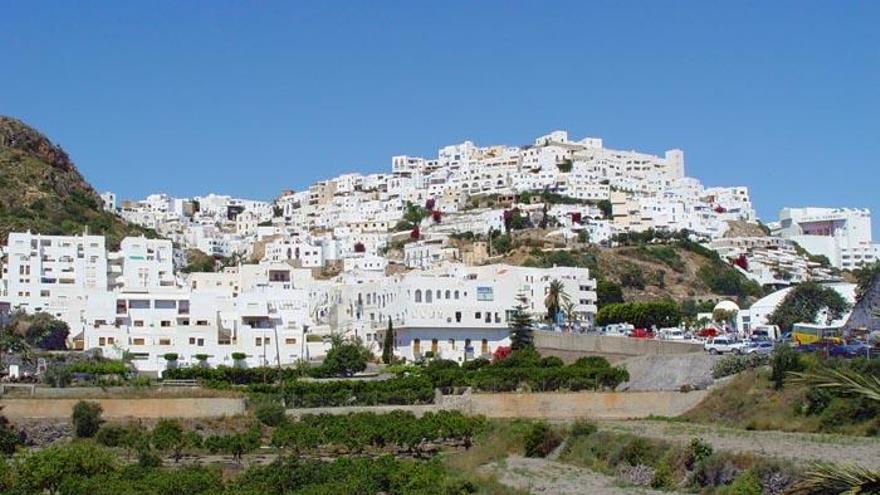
<box><xmin>596</xmin><ymin>280</ymin><xmax>624</xmax><ymax>307</ymax></box>
<box><xmin>596</xmin><ymin>300</ymin><xmax>682</xmax><ymax>328</ymax></box>
<box><xmin>14</xmin><ymin>441</ymin><xmax>116</xmax><ymax>493</ymax></box>
<box><xmin>72</xmin><ymin>401</ymin><xmax>103</xmax><ymax>438</ymax></box>
<box><xmin>382</xmin><ymin>320</ymin><xmax>395</xmax><ymax>365</ymax></box>
<box><xmin>151</xmin><ymin>418</ymin><xmax>185</xmax><ymax>462</ymax></box>
<box><xmin>318</xmin><ymin>336</ymin><xmax>369</xmax><ymax>377</ymax></box>
<box><xmin>7</xmin><ymin>311</ymin><xmax>68</xmax><ymax>350</ymax></box>
<box><xmin>544</xmin><ymin>279</ymin><xmax>569</xmax><ymax>322</ymax></box>
<box><xmin>768</xmin><ymin>282</ymin><xmax>851</xmax><ymax>332</ymax></box>
<box><xmin>508</xmin><ymin>292</ymin><xmax>535</xmax><ymax>351</ymax></box>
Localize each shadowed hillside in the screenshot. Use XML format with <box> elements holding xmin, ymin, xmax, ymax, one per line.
<box><xmin>0</xmin><ymin>116</ymin><xmax>156</xmax><ymax>248</ymax></box>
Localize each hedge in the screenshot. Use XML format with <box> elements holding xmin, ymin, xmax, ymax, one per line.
<box><xmin>271</xmin><ymin>410</ymin><xmax>483</xmax><ymax>452</ymax></box>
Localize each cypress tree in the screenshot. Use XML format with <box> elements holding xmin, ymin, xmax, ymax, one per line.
<box><xmin>382</xmin><ymin>319</ymin><xmax>395</xmax><ymax>364</ymax></box>
<box><xmin>509</xmin><ymin>291</ymin><xmax>535</xmax><ymax>350</ymax></box>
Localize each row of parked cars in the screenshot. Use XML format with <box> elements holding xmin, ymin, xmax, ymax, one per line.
<box><xmin>703</xmin><ymin>334</ymin><xmax>875</xmax><ymax>358</ymax></box>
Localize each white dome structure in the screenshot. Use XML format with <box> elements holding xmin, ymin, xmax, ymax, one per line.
<box><xmin>713</xmin><ymin>300</ymin><xmax>740</xmax><ymax>313</ymax></box>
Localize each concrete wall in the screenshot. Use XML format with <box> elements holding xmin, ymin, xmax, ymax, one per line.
<box><xmin>535</xmin><ymin>331</ymin><xmax>702</xmax><ymax>363</ymax></box>
<box><xmin>0</xmin><ymin>398</ymin><xmax>246</xmax><ymax>420</ymax></box>
<box><xmin>283</xmin><ymin>389</ymin><xmax>706</xmax><ymax>421</ymax></box>
<box><xmin>464</xmin><ymin>390</ymin><xmax>707</xmax><ymax>420</ymax></box>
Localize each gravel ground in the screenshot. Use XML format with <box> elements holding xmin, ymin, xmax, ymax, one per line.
<box><xmin>601</xmin><ymin>420</ymin><xmax>880</xmax><ymax>470</ymax></box>
<box><xmin>481</xmin><ymin>456</ymin><xmax>669</xmax><ymax>495</ymax></box>
<box><xmin>620</xmin><ymin>353</ymin><xmax>718</xmax><ymax>391</ymax></box>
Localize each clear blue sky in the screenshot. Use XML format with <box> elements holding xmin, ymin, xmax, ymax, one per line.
<box><xmin>1</xmin><ymin>1</ymin><xmax>877</xmax><ymax>231</ymax></box>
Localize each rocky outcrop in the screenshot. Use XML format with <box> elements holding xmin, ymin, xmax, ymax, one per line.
<box><xmin>0</xmin><ymin>115</ymin><xmax>156</xmax><ymax>248</ymax></box>
<box><xmin>844</xmin><ymin>274</ymin><xmax>880</xmax><ymax>333</ymax></box>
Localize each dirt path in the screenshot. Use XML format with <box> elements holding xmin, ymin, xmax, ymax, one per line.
<box><xmin>601</xmin><ymin>420</ymin><xmax>880</xmax><ymax>469</ymax></box>
<box><xmin>481</xmin><ymin>456</ymin><xmax>669</xmax><ymax>495</ymax></box>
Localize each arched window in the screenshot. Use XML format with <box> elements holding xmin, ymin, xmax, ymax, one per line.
<box><xmin>426</xmin><ymin>290</ymin><xmax>433</xmax><ymax>303</ymax></box>
<box><xmin>414</xmin><ymin>290</ymin><xmax>422</xmax><ymax>303</ymax></box>
<box><xmin>454</xmin><ymin>290</ymin><xmax>460</xmax><ymax>299</ymax></box>
<box><xmin>445</xmin><ymin>290</ymin><xmax>451</xmax><ymax>299</ymax></box>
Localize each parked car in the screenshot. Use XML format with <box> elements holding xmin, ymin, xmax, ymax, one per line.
<box><xmin>743</xmin><ymin>340</ymin><xmax>774</xmax><ymax>355</ymax></box>
<box><xmin>604</xmin><ymin>323</ymin><xmax>633</xmax><ymax>337</ymax></box>
<box><xmin>628</xmin><ymin>328</ymin><xmax>654</xmax><ymax>339</ymax></box>
<box><xmin>829</xmin><ymin>341</ymin><xmax>873</xmax><ymax>358</ymax></box>
<box><xmin>658</xmin><ymin>327</ymin><xmax>687</xmax><ymax>341</ymax></box>
<box><xmin>704</xmin><ymin>337</ymin><xmax>746</xmax><ymax>355</ymax></box>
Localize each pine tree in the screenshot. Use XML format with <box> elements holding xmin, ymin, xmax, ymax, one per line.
<box><xmin>382</xmin><ymin>319</ymin><xmax>395</xmax><ymax>364</ymax></box>
<box><xmin>509</xmin><ymin>291</ymin><xmax>535</xmax><ymax>350</ymax></box>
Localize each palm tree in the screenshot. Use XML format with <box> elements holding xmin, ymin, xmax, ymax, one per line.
<box><xmin>787</xmin><ymin>368</ymin><xmax>880</xmax><ymax>493</ymax></box>
<box><xmin>562</xmin><ymin>299</ymin><xmax>579</xmax><ymax>331</ymax></box>
<box><xmin>544</xmin><ymin>280</ymin><xmax>570</xmax><ymax>322</ymax></box>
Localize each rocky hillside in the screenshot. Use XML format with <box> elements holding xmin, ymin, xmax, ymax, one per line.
<box><xmin>491</xmin><ymin>231</ymin><xmax>762</xmax><ymax>305</ymax></box>
<box><xmin>0</xmin><ymin>116</ymin><xmax>155</xmax><ymax>248</ymax></box>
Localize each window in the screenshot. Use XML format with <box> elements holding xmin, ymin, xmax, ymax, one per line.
<box><xmin>189</xmin><ymin>337</ymin><xmax>196</xmax><ymax>345</ymax></box>
<box><xmin>107</xmin><ymin>337</ymin><xmax>115</xmax><ymax>345</ymax></box>
<box><xmin>255</xmin><ymin>337</ymin><xmax>262</xmax><ymax>346</ymax></box>
<box><xmin>160</xmin><ymin>320</ymin><xmax>171</xmax><ymax>327</ymax></box>
<box><xmin>454</xmin><ymin>290</ymin><xmax>460</xmax><ymax>299</ymax></box>
<box><xmin>197</xmin><ymin>338</ymin><xmax>204</xmax><ymax>346</ymax></box>
<box><xmin>132</xmin><ymin>338</ymin><xmax>145</xmax><ymax>345</ymax></box>
<box><xmin>99</xmin><ymin>337</ymin><xmax>106</xmax><ymax>346</ymax></box>
<box><xmin>426</xmin><ymin>290</ymin><xmax>433</xmax><ymax>303</ymax></box>
<box><xmin>445</xmin><ymin>290</ymin><xmax>451</xmax><ymax>299</ymax></box>
<box><xmin>414</xmin><ymin>289</ymin><xmax>422</xmax><ymax>303</ymax></box>
<box><xmin>455</xmin><ymin>311</ymin><xmax>462</xmax><ymax>323</ymax></box>
<box><xmin>475</xmin><ymin>312</ymin><xmax>481</xmax><ymax>320</ymax></box>
<box><xmin>159</xmin><ymin>338</ymin><xmax>171</xmax><ymax>346</ymax></box>
<box><xmin>133</xmin><ymin>320</ymin><xmax>144</xmax><ymax>327</ymax></box>
<box><xmin>196</xmin><ymin>320</ymin><xmax>208</xmax><ymax>326</ymax></box>
<box><xmin>285</xmin><ymin>338</ymin><xmax>297</xmax><ymax>345</ymax></box>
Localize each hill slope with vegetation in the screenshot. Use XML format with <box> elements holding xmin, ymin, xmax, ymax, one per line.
<box><xmin>0</xmin><ymin>116</ymin><xmax>156</xmax><ymax>248</ymax></box>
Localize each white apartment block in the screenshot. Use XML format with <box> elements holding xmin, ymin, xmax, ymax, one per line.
<box><xmin>773</xmin><ymin>207</ymin><xmax>879</xmax><ymax>270</ymax></box>
<box><xmin>708</xmin><ymin>237</ymin><xmax>835</xmax><ymax>286</ymax></box>
<box><xmin>1</xmin><ymin>230</ymin><xmax>600</xmax><ymax>371</ymax></box>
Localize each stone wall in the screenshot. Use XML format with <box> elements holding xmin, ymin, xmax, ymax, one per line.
<box><xmin>463</xmin><ymin>390</ymin><xmax>708</xmax><ymax>420</ymax></box>
<box><xmin>283</xmin><ymin>388</ymin><xmax>706</xmax><ymax>421</ymax></box>
<box><xmin>535</xmin><ymin>331</ymin><xmax>702</xmax><ymax>363</ymax></box>
<box><xmin>0</xmin><ymin>398</ymin><xmax>245</xmax><ymax>420</ymax></box>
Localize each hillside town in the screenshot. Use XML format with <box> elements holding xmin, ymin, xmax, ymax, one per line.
<box><xmin>1</xmin><ymin>130</ymin><xmax>877</xmax><ymax>374</ymax></box>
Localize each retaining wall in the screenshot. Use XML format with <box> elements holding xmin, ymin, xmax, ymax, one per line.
<box><xmin>0</xmin><ymin>398</ymin><xmax>246</xmax><ymax>419</ymax></box>
<box><xmin>535</xmin><ymin>331</ymin><xmax>702</xmax><ymax>363</ymax></box>
<box><xmin>463</xmin><ymin>390</ymin><xmax>707</xmax><ymax>420</ymax></box>
<box><xmin>284</xmin><ymin>389</ymin><xmax>706</xmax><ymax>420</ymax></box>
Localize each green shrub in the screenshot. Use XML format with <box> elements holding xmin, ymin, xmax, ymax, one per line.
<box><xmin>570</xmin><ymin>419</ymin><xmax>597</xmax><ymax>437</ymax></box>
<box><xmin>539</xmin><ymin>356</ymin><xmax>564</xmax><ymax>368</ymax></box>
<box><xmin>524</xmin><ymin>422</ymin><xmax>562</xmax><ymax>458</ymax></box>
<box><xmin>72</xmin><ymin>401</ymin><xmax>103</xmax><ymax>438</ymax></box>
<box><xmin>254</xmin><ymin>400</ymin><xmax>286</xmax><ymax>427</ymax></box>
<box><xmin>712</xmin><ymin>353</ymin><xmax>770</xmax><ymax>379</ymax></box>
<box><xmin>687</xmin><ymin>437</ymin><xmax>714</xmax><ymax>469</ymax></box>
<box><xmin>43</xmin><ymin>365</ymin><xmax>72</xmax><ymax>388</ymax></box>
<box><xmin>723</xmin><ymin>469</ymin><xmax>762</xmax><ymax>495</ymax></box>
<box><xmin>770</xmin><ymin>344</ymin><xmax>803</xmax><ymax>390</ymax></box>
